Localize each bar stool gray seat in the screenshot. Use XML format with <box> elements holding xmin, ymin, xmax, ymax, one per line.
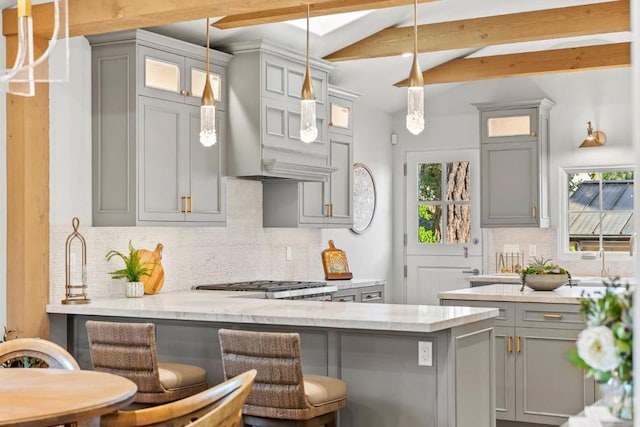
<box><xmin>218</xmin><ymin>329</ymin><xmax>347</xmax><ymax>427</ymax></box>
<box><xmin>86</xmin><ymin>321</ymin><xmax>208</xmax><ymax>404</ymax></box>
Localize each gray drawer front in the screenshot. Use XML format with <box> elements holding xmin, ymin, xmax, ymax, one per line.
<box><xmin>360</xmin><ymin>289</ymin><xmax>383</xmax><ymax>303</ymax></box>
<box><xmin>332</xmin><ymin>292</ymin><xmax>357</xmax><ymax>302</ymax></box>
<box><xmin>516</xmin><ymin>303</ymin><xmax>584</xmax><ymax>330</ymax></box>
<box><xmin>441</xmin><ymin>300</ymin><xmax>514</xmax><ymax>325</ymax></box>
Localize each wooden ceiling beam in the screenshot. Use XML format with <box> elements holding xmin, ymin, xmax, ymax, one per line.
<box><xmin>213</xmin><ymin>0</ymin><xmax>435</xmax><ymax>30</ymax></box>
<box><xmin>2</xmin><ymin>0</ymin><xmax>349</xmax><ymax>37</ymax></box>
<box><xmin>325</xmin><ymin>0</ymin><xmax>630</xmax><ymax>62</ymax></box>
<box><xmin>394</xmin><ymin>42</ymin><xmax>631</xmax><ymax>87</ymax></box>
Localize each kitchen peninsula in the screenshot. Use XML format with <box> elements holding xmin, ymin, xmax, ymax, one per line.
<box><xmin>48</xmin><ymin>290</ymin><xmax>498</xmax><ymax>427</ymax></box>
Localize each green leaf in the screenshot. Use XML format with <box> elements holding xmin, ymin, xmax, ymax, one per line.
<box><xmin>564</xmin><ymin>348</ymin><xmax>589</xmax><ymax>370</ymax></box>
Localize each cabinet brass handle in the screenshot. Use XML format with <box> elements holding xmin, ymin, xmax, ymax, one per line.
<box><xmin>531</xmin><ymin>205</ymin><xmax>537</xmax><ymax>218</ymax></box>
<box><xmin>543</xmin><ymin>313</ymin><xmax>563</xmax><ymax>320</ymax></box>
<box><xmin>324</xmin><ymin>204</ymin><xmax>331</xmax><ymax>217</ymax></box>
<box><xmin>180</xmin><ymin>89</ymin><xmax>192</xmax><ymax>96</ymax></box>
<box><xmin>188</xmin><ymin>195</ymin><xmax>193</xmax><ymax>213</ymax></box>
<box><xmin>181</xmin><ymin>196</ymin><xmax>188</xmax><ymax>213</ymax></box>
<box><xmin>516</xmin><ymin>336</ymin><xmax>521</xmax><ymax>354</ymax></box>
<box><xmin>507</xmin><ymin>335</ymin><xmax>513</xmax><ymax>354</ymax></box>
<box><xmin>330</xmin><ymin>203</ymin><xmax>334</xmax><ymax>217</ymax></box>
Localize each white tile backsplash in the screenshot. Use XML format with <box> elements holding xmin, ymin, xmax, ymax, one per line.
<box><xmin>487</xmin><ymin>228</ymin><xmax>634</xmax><ymax>277</ymax></box>
<box><xmin>50</xmin><ymin>179</ymin><xmax>324</xmax><ymax>302</ymax></box>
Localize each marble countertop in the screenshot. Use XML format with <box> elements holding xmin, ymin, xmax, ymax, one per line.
<box><xmin>47</xmin><ymin>290</ymin><xmax>498</xmax><ymax>333</ymax></box>
<box><xmin>438</xmin><ymin>284</ymin><xmax>610</xmax><ymax>304</ymax></box>
<box><xmin>465</xmin><ymin>274</ymin><xmax>636</xmax><ymax>286</ymax></box>
<box><xmin>328</xmin><ymin>278</ymin><xmax>385</xmax><ymax>290</ymax></box>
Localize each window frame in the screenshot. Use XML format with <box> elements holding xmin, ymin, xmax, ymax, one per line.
<box><xmin>559</xmin><ymin>165</ymin><xmax>635</xmax><ymax>261</ymax></box>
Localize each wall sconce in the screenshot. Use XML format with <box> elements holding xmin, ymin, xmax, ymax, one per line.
<box><xmin>1</xmin><ymin>0</ymin><xmax>69</xmax><ymax>97</ymax></box>
<box><xmin>579</xmin><ymin>121</ymin><xmax>606</xmax><ymax>148</ymax></box>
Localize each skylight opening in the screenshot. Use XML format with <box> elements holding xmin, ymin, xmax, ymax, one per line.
<box><xmin>287</xmin><ymin>10</ymin><xmax>372</xmax><ymax>36</ymax></box>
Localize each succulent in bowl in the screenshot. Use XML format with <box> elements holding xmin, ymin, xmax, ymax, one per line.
<box><xmin>520</xmin><ymin>256</ymin><xmax>573</xmax><ymax>291</ymax></box>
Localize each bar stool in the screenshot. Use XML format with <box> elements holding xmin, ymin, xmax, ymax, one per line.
<box><xmin>218</xmin><ymin>329</ymin><xmax>347</xmax><ymax>426</ymax></box>
<box><xmin>86</xmin><ymin>321</ymin><xmax>208</xmax><ymax>404</ymax></box>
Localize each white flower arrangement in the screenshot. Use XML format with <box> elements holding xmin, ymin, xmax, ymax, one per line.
<box><xmin>566</xmin><ymin>278</ymin><xmax>633</xmax><ymax>420</ymax></box>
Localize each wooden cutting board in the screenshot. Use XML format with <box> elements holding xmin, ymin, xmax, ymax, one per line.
<box><xmin>138</xmin><ymin>243</ymin><xmax>164</xmax><ymax>295</ymax></box>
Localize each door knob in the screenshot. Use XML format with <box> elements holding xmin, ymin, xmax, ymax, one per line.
<box><xmin>462</xmin><ymin>269</ymin><xmax>480</xmax><ymax>275</ymax></box>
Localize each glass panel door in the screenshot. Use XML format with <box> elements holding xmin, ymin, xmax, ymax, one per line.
<box><xmin>145</xmin><ymin>57</ymin><xmax>181</xmax><ymax>94</ymax></box>
<box><xmin>407</xmin><ymin>150</ymin><xmax>480</xmax><ymax>256</ymax></box>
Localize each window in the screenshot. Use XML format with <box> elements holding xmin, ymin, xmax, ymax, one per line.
<box><xmin>563</xmin><ymin>168</ymin><xmax>634</xmax><ymax>255</ymax></box>
<box><xmin>417</xmin><ymin>161</ymin><xmax>471</xmax><ymax>244</ymax></box>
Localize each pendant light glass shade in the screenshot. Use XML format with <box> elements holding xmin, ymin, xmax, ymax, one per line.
<box><xmin>300</xmin><ymin>4</ymin><xmax>317</xmax><ymax>143</ymax></box>
<box><xmin>2</xmin><ymin>0</ymin><xmax>69</xmax><ymax>97</ymax></box>
<box><xmin>199</xmin><ymin>18</ymin><xmax>217</xmax><ymax>147</ymax></box>
<box><xmin>406</xmin><ymin>0</ymin><xmax>424</xmax><ymax>135</ymax></box>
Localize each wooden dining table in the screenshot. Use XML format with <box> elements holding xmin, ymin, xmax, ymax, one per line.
<box><xmin>0</xmin><ymin>368</ymin><xmax>137</xmax><ymax>427</ymax></box>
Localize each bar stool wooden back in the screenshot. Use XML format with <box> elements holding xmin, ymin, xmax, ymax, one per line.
<box><xmin>218</xmin><ymin>329</ymin><xmax>347</xmax><ymax>427</ymax></box>
<box><xmin>86</xmin><ymin>321</ymin><xmax>208</xmax><ymax>404</ymax></box>
<box><xmin>101</xmin><ymin>369</ymin><xmax>256</xmax><ymax>427</ymax></box>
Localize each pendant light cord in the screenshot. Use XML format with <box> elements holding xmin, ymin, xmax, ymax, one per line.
<box><xmin>306</xmin><ymin>4</ymin><xmax>310</xmax><ymax>67</ymax></box>
<box><xmin>413</xmin><ymin>0</ymin><xmax>418</xmax><ymax>55</ymax></box>
<box><xmin>206</xmin><ymin>18</ymin><xmax>210</xmax><ymax>74</ymax></box>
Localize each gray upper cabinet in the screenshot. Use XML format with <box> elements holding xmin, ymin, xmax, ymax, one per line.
<box><xmin>475</xmin><ymin>99</ymin><xmax>555</xmax><ymax>228</ymax></box>
<box><xmin>262</xmin><ymin>86</ymin><xmax>357</xmax><ymax>228</ymax></box>
<box><xmin>89</xmin><ymin>29</ymin><xmax>230</xmax><ymax>226</ymax></box>
<box><xmin>224</xmin><ymin>40</ymin><xmax>334</xmax><ymax>181</ymax></box>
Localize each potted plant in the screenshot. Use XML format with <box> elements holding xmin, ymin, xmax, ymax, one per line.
<box><xmin>520</xmin><ymin>256</ymin><xmax>572</xmax><ymax>291</ymax></box>
<box><xmin>106</xmin><ymin>241</ymin><xmax>153</xmax><ymax>298</ymax></box>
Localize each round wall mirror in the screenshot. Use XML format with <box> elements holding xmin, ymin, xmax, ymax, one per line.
<box><xmin>352</xmin><ymin>163</ymin><xmax>376</xmax><ymax>234</ymax></box>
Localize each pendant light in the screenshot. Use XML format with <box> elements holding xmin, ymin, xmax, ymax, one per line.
<box><xmin>406</xmin><ymin>0</ymin><xmax>424</xmax><ymax>135</ymax></box>
<box><xmin>300</xmin><ymin>4</ymin><xmax>318</xmax><ymax>143</ymax></box>
<box><xmin>199</xmin><ymin>17</ymin><xmax>217</xmax><ymax>147</ymax></box>
<box><xmin>2</xmin><ymin>0</ymin><xmax>68</xmax><ymax>97</ymax></box>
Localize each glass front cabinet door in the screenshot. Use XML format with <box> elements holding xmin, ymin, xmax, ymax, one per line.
<box><xmin>140</xmin><ymin>46</ymin><xmax>224</xmax><ymax>108</ymax></box>
<box><xmin>475</xmin><ymin>99</ymin><xmax>555</xmax><ymax>228</ymax></box>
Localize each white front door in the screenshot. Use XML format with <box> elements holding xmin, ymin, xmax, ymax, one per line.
<box><xmin>405</xmin><ymin>149</ymin><xmax>482</xmax><ymax>305</ymax></box>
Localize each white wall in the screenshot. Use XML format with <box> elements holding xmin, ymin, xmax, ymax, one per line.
<box><xmin>391</xmin><ymin>69</ymin><xmax>635</xmax><ymax>302</ymax></box>
<box><xmin>322</xmin><ymin>102</ymin><xmax>393</xmax><ymax>289</ymax></box>
<box><xmin>0</xmin><ymin>17</ymin><xmax>6</xmax><ymax>329</ymax></box>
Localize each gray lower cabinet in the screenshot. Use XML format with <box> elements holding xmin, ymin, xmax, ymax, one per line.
<box><xmin>89</xmin><ymin>29</ymin><xmax>229</xmax><ymax>226</ymax></box>
<box><xmin>475</xmin><ymin>99</ymin><xmax>555</xmax><ymax>228</ymax></box>
<box><xmin>332</xmin><ymin>284</ymin><xmax>384</xmax><ymax>303</ymax></box>
<box><xmin>442</xmin><ymin>299</ymin><xmax>595</xmax><ymax>425</ymax></box>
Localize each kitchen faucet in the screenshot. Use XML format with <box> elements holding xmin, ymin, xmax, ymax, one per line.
<box><xmin>600</xmin><ymin>248</ymin><xmax>609</xmax><ymax>278</ymax></box>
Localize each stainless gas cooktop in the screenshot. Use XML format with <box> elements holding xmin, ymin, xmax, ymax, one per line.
<box><xmin>194</xmin><ymin>280</ymin><xmax>335</xmax><ymax>300</ymax></box>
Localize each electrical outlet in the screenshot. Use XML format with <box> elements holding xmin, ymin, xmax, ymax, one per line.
<box><xmin>285</xmin><ymin>246</ymin><xmax>293</xmax><ymax>261</ymax></box>
<box><xmin>418</xmin><ymin>341</ymin><xmax>432</xmax><ymax>366</ymax></box>
<box><xmin>503</xmin><ymin>244</ymin><xmax>520</xmax><ymax>254</ymax></box>
<box><xmin>528</xmin><ymin>244</ymin><xmax>537</xmax><ymax>258</ymax></box>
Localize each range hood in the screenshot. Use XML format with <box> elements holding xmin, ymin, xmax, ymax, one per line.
<box><xmin>224</xmin><ymin>39</ymin><xmax>334</xmax><ymax>181</ymax></box>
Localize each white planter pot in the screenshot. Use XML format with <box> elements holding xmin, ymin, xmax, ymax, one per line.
<box><xmin>125</xmin><ymin>281</ymin><xmax>144</xmax><ymax>298</ymax></box>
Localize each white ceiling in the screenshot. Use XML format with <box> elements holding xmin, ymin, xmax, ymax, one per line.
<box><xmin>1</xmin><ymin>0</ymin><xmax>630</xmax><ymax>114</ymax></box>
<box><xmin>144</xmin><ymin>0</ymin><xmax>629</xmax><ymax>114</ymax></box>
